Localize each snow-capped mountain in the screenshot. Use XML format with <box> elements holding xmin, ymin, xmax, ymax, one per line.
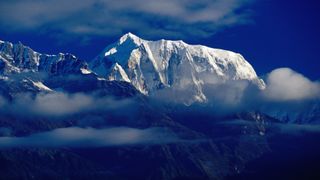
<box><xmin>1</xmin><ymin>34</ymin><xmax>265</xmax><ymax>103</ymax></box>
<box><xmin>0</xmin><ymin>40</ymin><xmax>90</xmax><ymax>76</ymax></box>
<box><xmin>0</xmin><ymin>35</ymin><xmax>318</xmax><ymax>180</ymax></box>
<box><xmin>0</xmin><ymin>38</ymin><xmax>272</xmax><ymax>180</ymax></box>
<box><xmin>0</xmin><ymin>40</ymin><xmax>142</xmax><ymax>100</ymax></box>
<box><xmin>89</xmin><ymin>33</ymin><xmax>265</xmax><ymax>102</ymax></box>
<box><xmin>0</xmin><ymin>40</ymin><xmax>94</xmax><ymax>96</ymax></box>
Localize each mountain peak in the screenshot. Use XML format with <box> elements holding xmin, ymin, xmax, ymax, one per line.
<box><xmin>90</xmin><ymin>35</ymin><xmax>266</xmax><ymax>103</ymax></box>
<box><xmin>119</xmin><ymin>32</ymin><xmax>143</xmax><ymax>45</ymax></box>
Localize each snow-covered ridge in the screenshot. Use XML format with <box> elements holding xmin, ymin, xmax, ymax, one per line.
<box><xmin>0</xmin><ymin>40</ymin><xmax>89</xmax><ymax>76</ymax></box>
<box><xmin>0</xmin><ymin>40</ymin><xmax>92</xmax><ymax>95</ymax></box>
<box><xmin>90</xmin><ymin>33</ymin><xmax>265</xmax><ymax>102</ymax></box>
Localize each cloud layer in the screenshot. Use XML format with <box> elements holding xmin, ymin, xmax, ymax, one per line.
<box><xmin>0</xmin><ymin>127</ymin><xmax>183</xmax><ymax>148</ymax></box>
<box><xmin>0</xmin><ymin>67</ymin><xmax>319</xmax><ymax>126</ymax></box>
<box><xmin>0</xmin><ymin>68</ymin><xmax>318</xmax><ymax>149</ymax></box>
<box><xmin>0</xmin><ymin>0</ymin><xmax>253</xmax><ymax>39</ymax></box>
<box><xmin>1</xmin><ymin>92</ymin><xmax>136</xmax><ymax>117</ymax></box>
<box><xmin>152</xmin><ymin>68</ymin><xmax>320</xmax><ymax>122</ymax></box>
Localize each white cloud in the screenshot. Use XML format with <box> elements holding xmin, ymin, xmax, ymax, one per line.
<box><xmin>0</xmin><ymin>0</ymin><xmax>253</xmax><ymax>39</ymax></box>
<box><xmin>3</xmin><ymin>92</ymin><xmax>135</xmax><ymax>117</ymax></box>
<box><xmin>264</xmin><ymin>68</ymin><xmax>320</xmax><ymax>101</ymax></box>
<box><xmin>33</xmin><ymin>92</ymin><xmax>94</xmax><ymax>115</ymax></box>
<box><xmin>11</xmin><ymin>92</ymin><xmax>94</xmax><ymax>116</ymax></box>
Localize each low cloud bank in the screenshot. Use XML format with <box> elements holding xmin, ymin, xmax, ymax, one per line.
<box><xmin>0</xmin><ymin>92</ymin><xmax>136</xmax><ymax>118</ymax></box>
<box><xmin>150</xmin><ymin>68</ymin><xmax>320</xmax><ymax>121</ymax></box>
<box><xmin>209</xmin><ymin>68</ymin><xmax>320</xmax><ymax>111</ymax></box>
<box><xmin>0</xmin><ymin>68</ymin><xmax>319</xmax><ymax>123</ymax></box>
<box><xmin>0</xmin><ymin>127</ymin><xmax>185</xmax><ymax>148</ymax></box>
<box><xmin>205</xmin><ymin>67</ymin><xmax>320</xmax><ymax>105</ymax></box>
<box><xmin>20</xmin><ymin>93</ymin><xmax>93</xmax><ymax>116</ymax></box>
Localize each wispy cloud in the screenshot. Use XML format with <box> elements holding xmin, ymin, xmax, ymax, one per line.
<box><xmin>1</xmin><ymin>92</ymin><xmax>136</xmax><ymax>118</ymax></box>
<box><xmin>0</xmin><ymin>127</ymin><xmax>185</xmax><ymax>148</ymax></box>
<box><xmin>0</xmin><ymin>0</ymin><xmax>253</xmax><ymax>39</ymax></box>
<box><xmin>274</xmin><ymin>123</ymin><xmax>320</xmax><ymax>135</ymax></box>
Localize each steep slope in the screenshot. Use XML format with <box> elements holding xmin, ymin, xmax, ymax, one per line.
<box><xmin>90</xmin><ymin>33</ymin><xmax>265</xmax><ymax>103</ymax></box>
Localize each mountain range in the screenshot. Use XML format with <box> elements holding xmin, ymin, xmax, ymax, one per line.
<box><xmin>0</xmin><ymin>33</ymin><xmax>265</xmax><ymax>103</ymax></box>
<box><xmin>1</xmin><ymin>33</ymin><xmax>318</xmax><ymax>121</ymax></box>
<box><xmin>0</xmin><ymin>33</ymin><xmax>319</xmax><ymax>179</ymax></box>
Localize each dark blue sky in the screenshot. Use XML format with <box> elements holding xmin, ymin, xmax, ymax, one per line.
<box><xmin>0</xmin><ymin>0</ymin><xmax>319</xmax><ymax>80</ymax></box>
<box><xmin>206</xmin><ymin>0</ymin><xmax>320</xmax><ymax>80</ymax></box>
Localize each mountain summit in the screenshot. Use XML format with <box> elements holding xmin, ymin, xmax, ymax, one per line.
<box><xmin>90</xmin><ymin>33</ymin><xmax>265</xmax><ymax>102</ymax></box>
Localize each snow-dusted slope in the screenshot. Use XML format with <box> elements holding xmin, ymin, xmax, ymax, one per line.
<box><xmin>90</xmin><ymin>33</ymin><xmax>265</xmax><ymax>102</ymax></box>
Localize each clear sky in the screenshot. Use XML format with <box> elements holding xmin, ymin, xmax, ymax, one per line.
<box><xmin>0</xmin><ymin>0</ymin><xmax>319</xmax><ymax>80</ymax></box>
